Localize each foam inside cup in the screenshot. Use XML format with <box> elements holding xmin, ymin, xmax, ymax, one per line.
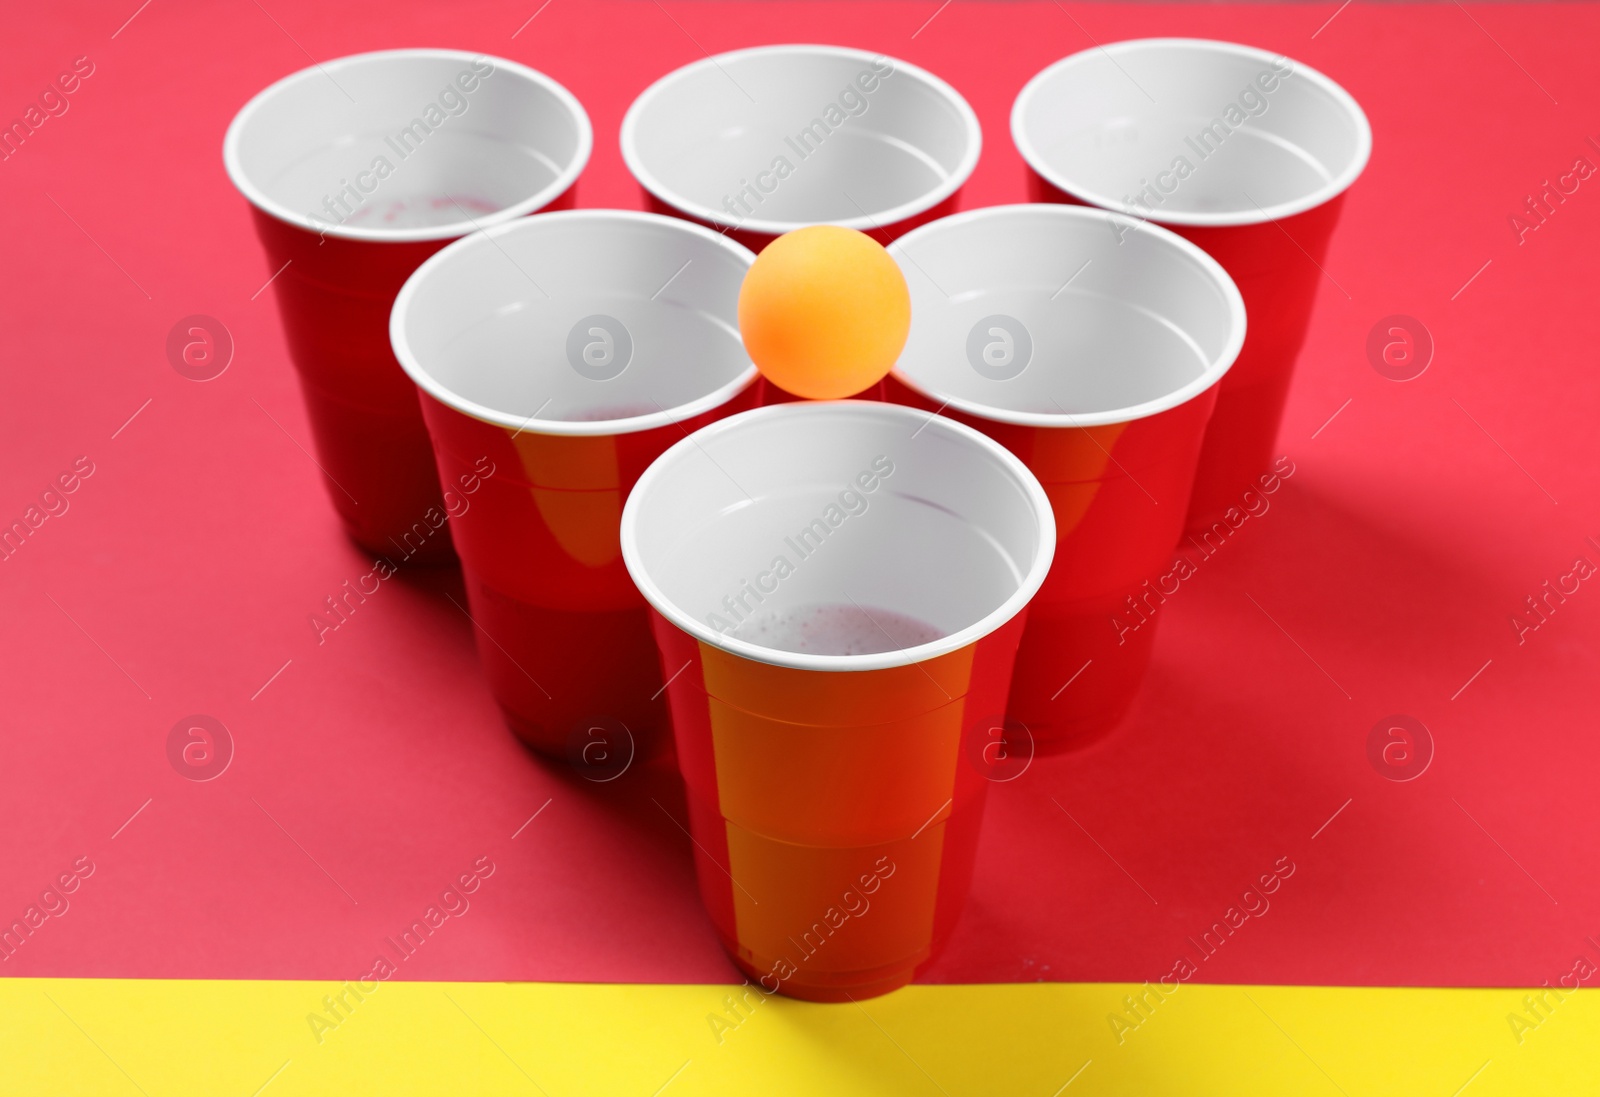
<box><xmin>621</xmin><ymin>46</ymin><xmax>979</xmax><ymax>234</ymax></box>
<box><xmin>890</xmin><ymin>204</ymin><xmax>1244</xmax><ymax>421</ymax></box>
<box><xmin>390</xmin><ymin>212</ymin><xmax>757</xmax><ymax>431</ymax></box>
<box><xmin>1012</xmin><ymin>38</ymin><xmax>1370</xmax><ymax>224</ymax></box>
<box><xmin>225</xmin><ymin>49</ymin><xmax>590</xmax><ymax>240</ymax></box>
<box><xmin>622</xmin><ymin>403</ymin><xmax>1054</xmax><ymax>667</ymax></box>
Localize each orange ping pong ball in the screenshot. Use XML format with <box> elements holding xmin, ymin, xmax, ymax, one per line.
<box><xmin>737</xmin><ymin>225</ymin><xmax>911</xmax><ymax>400</ymax></box>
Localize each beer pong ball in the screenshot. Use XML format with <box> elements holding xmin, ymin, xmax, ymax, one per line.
<box><xmin>738</xmin><ymin>226</ymin><xmax>910</xmax><ymax>399</ymax></box>
<box><xmin>1011</xmin><ymin>38</ymin><xmax>1370</xmax><ymax>226</ymax></box>
<box><xmin>620</xmin><ymin>45</ymin><xmax>981</xmax><ymax>249</ymax></box>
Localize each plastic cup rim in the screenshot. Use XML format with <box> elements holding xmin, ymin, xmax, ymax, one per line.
<box><xmin>620</xmin><ymin>43</ymin><xmax>983</xmax><ymax>238</ymax></box>
<box><xmin>1011</xmin><ymin>37</ymin><xmax>1373</xmax><ymax>227</ymax></box>
<box><xmin>887</xmin><ymin>203</ymin><xmax>1247</xmax><ymax>428</ymax></box>
<box><xmin>389</xmin><ymin>209</ymin><xmax>760</xmax><ymax>437</ymax></box>
<box><xmin>620</xmin><ymin>399</ymin><xmax>1057</xmax><ymax>673</ymax></box>
<box><xmin>223</xmin><ymin>47</ymin><xmax>594</xmax><ymax>244</ymax></box>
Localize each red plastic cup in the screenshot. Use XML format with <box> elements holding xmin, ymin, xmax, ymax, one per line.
<box><xmin>621</xmin><ymin>45</ymin><xmax>980</xmax><ymax>252</ymax></box>
<box><xmin>224</xmin><ymin>49</ymin><xmax>592</xmax><ymax>562</ymax></box>
<box><xmin>390</xmin><ymin>211</ymin><xmax>759</xmax><ymax>760</ymax></box>
<box><xmin>621</xmin><ymin>402</ymin><xmax>1055</xmax><ymax>1000</ymax></box>
<box><xmin>886</xmin><ymin>204</ymin><xmax>1245</xmax><ymax>751</ymax></box>
<box><xmin>1012</xmin><ymin>38</ymin><xmax>1370</xmax><ymax>531</ymax></box>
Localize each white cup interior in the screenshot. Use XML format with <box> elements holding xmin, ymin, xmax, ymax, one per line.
<box><xmin>621</xmin><ymin>45</ymin><xmax>980</xmax><ymax>235</ymax></box>
<box><xmin>224</xmin><ymin>49</ymin><xmax>591</xmax><ymax>241</ymax></box>
<box><xmin>621</xmin><ymin>402</ymin><xmax>1054</xmax><ymax>670</ymax></box>
<box><xmin>890</xmin><ymin>205</ymin><xmax>1244</xmax><ymax>424</ymax></box>
<box><xmin>1012</xmin><ymin>38</ymin><xmax>1371</xmax><ymax>225</ymax></box>
<box><xmin>391</xmin><ymin>212</ymin><xmax>757</xmax><ymax>434</ymax></box>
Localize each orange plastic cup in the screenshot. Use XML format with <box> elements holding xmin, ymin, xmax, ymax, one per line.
<box><xmin>621</xmin><ymin>402</ymin><xmax>1055</xmax><ymax>1000</ymax></box>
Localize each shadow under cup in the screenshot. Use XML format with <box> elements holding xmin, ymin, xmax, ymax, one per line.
<box><xmin>1012</xmin><ymin>38</ymin><xmax>1370</xmax><ymax>532</ymax></box>
<box><xmin>621</xmin><ymin>403</ymin><xmax>1055</xmax><ymax>1000</ymax></box>
<box><xmin>887</xmin><ymin>204</ymin><xmax>1245</xmax><ymax>751</ymax></box>
<box><xmin>223</xmin><ymin>49</ymin><xmax>591</xmax><ymax>561</ymax></box>
<box><xmin>390</xmin><ymin>211</ymin><xmax>759</xmax><ymax>760</ymax></box>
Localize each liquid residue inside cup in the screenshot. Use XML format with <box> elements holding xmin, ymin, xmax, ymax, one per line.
<box><xmin>732</xmin><ymin>602</ymin><xmax>945</xmax><ymax>656</ymax></box>
<box><xmin>343</xmin><ymin>194</ymin><xmax>500</xmax><ymax>230</ymax></box>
